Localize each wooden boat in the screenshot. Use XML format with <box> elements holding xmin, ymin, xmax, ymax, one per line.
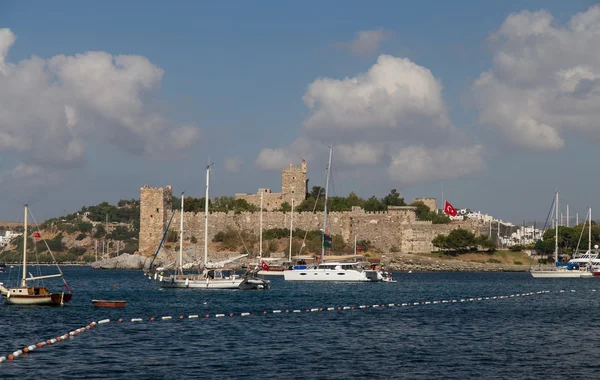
<box><xmin>92</xmin><ymin>299</ymin><xmax>126</xmax><ymax>308</ymax></box>
<box><xmin>4</xmin><ymin>204</ymin><xmax>72</xmax><ymax>306</ymax></box>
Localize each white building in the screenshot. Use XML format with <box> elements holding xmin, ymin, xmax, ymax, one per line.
<box><xmin>0</xmin><ymin>230</ymin><xmax>22</xmax><ymax>247</ymax></box>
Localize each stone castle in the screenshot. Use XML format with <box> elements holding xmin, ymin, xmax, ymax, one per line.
<box><xmin>234</xmin><ymin>160</ymin><xmax>308</xmax><ymax>210</ymax></box>
<box><xmin>139</xmin><ymin>160</ymin><xmax>481</xmax><ymax>256</ymax></box>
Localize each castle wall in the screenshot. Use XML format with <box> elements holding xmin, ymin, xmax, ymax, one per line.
<box><xmin>139</xmin><ymin>185</ymin><xmax>173</xmax><ymax>255</ymax></box>
<box><xmin>235</xmin><ymin>191</ymin><xmax>283</xmax><ymax>210</ymax></box>
<box><xmin>159</xmin><ymin>206</ymin><xmax>482</xmax><ymax>255</ymax></box>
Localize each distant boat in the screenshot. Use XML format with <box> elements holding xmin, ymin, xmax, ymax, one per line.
<box><xmin>531</xmin><ymin>194</ymin><xmax>593</xmax><ymax>278</ymax></box>
<box><xmin>92</xmin><ymin>299</ymin><xmax>126</xmax><ymax>308</ymax></box>
<box><xmin>0</xmin><ymin>263</ymin><xmax>5</xmax><ymax>273</ymax></box>
<box><xmin>1</xmin><ymin>204</ymin><xmax>73</xmax><ymax>305</ymax></box>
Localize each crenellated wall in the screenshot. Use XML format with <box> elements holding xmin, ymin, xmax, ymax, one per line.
<box><xmin>138</xmin><ymin>184</ymin><xmax>482</xmax><ymax>255</ymax></box>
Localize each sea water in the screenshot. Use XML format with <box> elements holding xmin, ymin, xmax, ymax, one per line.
<box><xmin>1</xmin><ymin>267</ymin><xmax>600</xmax><ymax>379</ymax></box>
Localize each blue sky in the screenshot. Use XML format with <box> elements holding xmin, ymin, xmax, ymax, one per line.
<box><xmin>1</xmin><ymin>0</ymin><xmax>599</xmax><ymax>224</ymax></box>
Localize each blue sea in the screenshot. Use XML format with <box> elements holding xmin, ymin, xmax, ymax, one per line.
<box><xmin>1</xmin><ymin>267</ymin><xmax>600</xmax><ymax>379</ymax></box>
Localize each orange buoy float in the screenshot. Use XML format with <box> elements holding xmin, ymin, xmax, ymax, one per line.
<box><xmin>8</xmin><ymin>354</ymin><xmax>14</xmax><ymax>360</ymax></box>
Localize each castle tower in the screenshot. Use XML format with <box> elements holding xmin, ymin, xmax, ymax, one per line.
<box><xmin>414</xmin><ymin>197</ymin><xmax>437</xmax><ymax>213</ymax></box>
<box><xmin>281</xmin><ymin>160</ymin><xmax>307</xmax><ymax>206</ymax></box>
<box><xmin>139</xmin><ymin>184</ymin><xmax>173</xmax><ymax>256</ymax></box>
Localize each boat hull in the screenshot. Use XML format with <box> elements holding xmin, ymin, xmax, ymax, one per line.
<box><xmin>92</xmin><ymin>300</ymin><xmax>126</xmax><ymax>308</ymax></box>
<box><xmin>530</xmin><ymin>270</ymin><xmax>591</xmax><ymax>278</ymax></box>
<box><xmin>159</xmin><ymin>276</ymin><xmax>244</xmax><ymax>289</ymax></box>
<box><xmin>5</xmin><ymin>292</ymin><xmax>72</xmax><ymax>305</ymax></box>
<box><xmin>283</xmin><ymin>269</ymin><xmax>380</xmax><ymax>282</ymax></box>
<box><xmin>256</xmin><ymin>270</ymin><xmax>285</xmax><ymax>276</ymax></box>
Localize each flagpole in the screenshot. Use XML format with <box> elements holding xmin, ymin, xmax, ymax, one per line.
<box><xmin>441</xmin><ymin>178</ymin><xmax>444</xmax><ymax>215</ymax></box>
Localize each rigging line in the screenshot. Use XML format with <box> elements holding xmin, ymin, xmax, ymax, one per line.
<box><xmin>574</xmin><ymin>208</ymin><xmax>590</xmax><ymax>254</ymax></box>
<box><xmin>180</xmin><ymin>162</ymin><xmax>214</xmax><ymax>196</ymax></box>
<box><xmin>27</xmin><ymin>207</ymin><xmax>66</xmax><ymax>283</ymax></box>
<box><xmin>297</xmin><ymin>167</ymin><xmax>328</xmax><ymax>258</ymax></box>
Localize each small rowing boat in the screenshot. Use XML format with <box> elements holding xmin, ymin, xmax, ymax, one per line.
<box><xmin>92</xmin><ymin>300</ymin><xmax>126</xmax><ymax>308</ymax></box>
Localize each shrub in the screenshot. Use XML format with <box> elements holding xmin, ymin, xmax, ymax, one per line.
<box><xmin>389</xmin><ymin>245</ymin><xmax>400</xmax><ymax>253</ymax></box>
<box><xmin>76</xmin><ymin>233</ymin><xmax>87</xmax><ymax>241</ymax></box>
<box><xmin>510</xmin><ymin>245</ymin><xmax>524</xmax><ymax>252</ymax></box>
<box><xmin>190</xmin><ymin>236</ymin><xmax>197</xmax><ymax>243</ymax></box>
<box><xmin>487</xmin><ymin>258</ymin><xmax>501</xmax><ymax>264</ymax></box>
<box><xmin>513</xmin><ymin>260</ymin><xmax>523</xmax><ymax>265</ymax></box>
<box><xmin>166</xmin><ymin>229</ymin><xmax>178</xmax><ymax>243</ymax></box>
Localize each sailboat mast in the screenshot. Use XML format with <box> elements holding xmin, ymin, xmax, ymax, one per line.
<box><xmin>589</xmin><ymin>207</ymin><xmax>592</xmax><ymax>253</ymax></box>
<box><xmin>204</xmin><ymin>163</ymin><xmax>210</xmax><ymax>269</ymax></box>
<box><xmin>321</xmin><ymin>145</ymin><xmax>333</xmax><ymax>261</ymax></box>
<box><xmin>21</xmin><ymin>204</ymin><xmax>28</xmax><ymax>287</ymax></box>
<box><xmin>179</xmin><ymin>192</ymin><xmax>184</xmax><ymax>274</ymax></box>
<box><xmin>555</xmin><ymin>192</ymin><xmax>559</xmax><ymax>264</ymax></box>
<box><xmin>259</xmin><ymin>191</ymin><xmax>263</xmax><ymax>261</ymax></box>
<box><xmin>289</xmin><ymin>198</ymin><xmax>294</xmax><ymax>263</ymax></box>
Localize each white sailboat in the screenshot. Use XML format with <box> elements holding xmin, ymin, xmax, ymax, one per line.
<box><xmin>283</xmin><ymin>146</ymin><xmax>381</xmax><ymax>282</ymax></box>
<box><xmin>160</xmin><ymin>163</ymin><xmax>245</xmax><ymax>289</ymax></box>
<box><xmin>531</xmin><ymin>193</ymin><xmax>592</xmax><ymax>278</ymax></box>
<box><xmin>0</xmin><ymin>204</ymin><xmax>72</xmax><ymax>305</ymax></box>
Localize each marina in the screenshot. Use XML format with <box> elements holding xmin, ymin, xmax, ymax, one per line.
<box><xmin>2</xmin><ymin>267</ymin><xmax>600</xmax><ymax>378</ymax></box>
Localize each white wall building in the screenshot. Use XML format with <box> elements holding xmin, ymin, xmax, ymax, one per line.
<box><xmin>0</xmin><ymin>230</ymin><xmax>22</xmax><ymax>247</ymax></box>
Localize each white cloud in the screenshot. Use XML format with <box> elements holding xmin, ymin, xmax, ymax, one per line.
<box><xmin>334</xmin><ymin>29</ymin><xmax>392</xmax><ymax>57</ymax></box>
<box><xmin>473</xmin><ymin>5</ymin><xmax>600</xmax><ymax>150</ymax></box>
<box><xmin>224</xmin><ymin>156</ymin><xmax>243</xmax><ymax>172</ymax></box>
<box><xmin>257</xmin><ymin>55</ymin><xmax>483</xmax><ymax>185</ymax></box>
<box><xmin>0</xmin><ymin>28</ymin><xmax>201</xmax><ymax>177</ymax></box>
<box><xmin>256</xmin><ymin>148</ymin><xmax>290</xmax><ymax>170</ymax></box>
<box><xmin>388</xmin><ymin>145</ymin><xmax>485</xmax><ymax>184</ymax></box>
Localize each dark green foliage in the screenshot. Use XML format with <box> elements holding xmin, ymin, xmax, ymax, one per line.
<box><xmin>510</xmin><ymin>245</ymin><xmax>524</xmax><ymax>252</ymax></box>
<box><xmin>76</xmin><ymin>233</ymin><xmax>87</xmax><ymax>241</ymax></box>
<box><xmin>35</xmin><ymin>233</ymin><xmax>66</xmax><ymax>252</ymax></box>
<box><xmin>412</xmin><ymin>201</ymin><xmax>451</xmax><ymax>224</ymax></box>
<box><xmin>279</xmin><ymin>202</ymin><xmax>292</xmax><ymax>212</ymax></box>
<box><xmin>166</xmin><ymin>229</ymin><xmax>178</xmax><ymax>243</ymax></box>
<box><xmin>190</xmin><ymin>236</ymin><xmax>197</xmax><ymax>243</ymax></box>
<box><xmin>381</xmin><ymin>189</ymin><xmax>405</xmax><ymax>207</ymax></box>
<box><xmin>68</xmin><ymin>247</ymin><xmax>86</xmax><ymax>256</ymax></box>
<box><xmin>77</xmin><ymin>222</ymin><xmax>93</xmax><ymax>234</ymax></box>
<box><xmin>93</xmin><ymin>224</ymin><xmax>106</xmax><ymax>238</ymax></box>
<box><xmin>432</xmin><ymin>229</ymin><xmax>487</xmax><ymax>253</ymax></box>
<box><xmin>106</xmin><ymin>225</ymin><xmax>136</xmax><ymax>240</ymax></box>
<box><xmin>363</xmin><ymin>196</ymin><xmax>385</xmax><ymax>212</ymax></box>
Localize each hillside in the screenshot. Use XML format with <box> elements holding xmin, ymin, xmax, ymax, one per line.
<box><xmin>0</xmin><ymin>200</ymin><xmax>140</xmax><ymax>263</ymax></box>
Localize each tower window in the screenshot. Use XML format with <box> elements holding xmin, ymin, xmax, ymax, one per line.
<box><xmin>156</xmin><ymin>208</ymin><xmax>159</xmax><ymax>212</ymax></box>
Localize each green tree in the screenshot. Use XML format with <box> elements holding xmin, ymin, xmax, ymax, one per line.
<box><xmin>382</xmin><ymin>189</ymin><xmax>406</xmax><ymax>207</ymax></box>
<box><xmin>279</xmin><ymin>202</ymin><xmax>292</xmax><ymax>212</ymax></box>
<box><xmin>77</xmin><ymin>221</ymin><xmax>93</xmax><ymax>234</ymax></box>
<box><xmin>363</xmin><ymin>196</ymin><xmax>385</xmax><ymax>212</ymax></box>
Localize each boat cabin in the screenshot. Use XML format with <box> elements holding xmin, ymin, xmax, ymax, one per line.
<box><xmin>10</xmin><ymin>286</ymin><xmax>51</xmax><ymax>296</ymax></box>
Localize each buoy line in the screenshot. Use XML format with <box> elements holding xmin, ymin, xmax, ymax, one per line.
<box><xmin>1</xmin><ymin>288</ymin><xmax>598</xmax><ymax>364</ymax></box>
<box><xmin>0</xmin><ymin>321</ymin><xmax>99</xmax><ymax>364</ymax></box>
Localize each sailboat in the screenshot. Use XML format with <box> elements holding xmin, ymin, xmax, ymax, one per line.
<box><xmin>0</xmin><ymin>204</ymin><xmax>72</xmax><ymax>305</ymax></box>
<box><xmin>283</xmin><ymin>146</ymin><xmax>381</xmax><ymax>282</ymax></box>
<box><xmin>531</xmin><ymin>193</ymin><xmax>592</xmax><ymax>278</ymax></box>
<box><xmin>158</xmin><ymin>162</ymin><xmax>266</xmax><ymax>289</ymax></box>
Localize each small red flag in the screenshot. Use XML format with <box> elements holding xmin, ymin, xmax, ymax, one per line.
<box><xmin>444</xmin><ymin>201</ymin><xmax>457</xmax><ymax>217</ymax></box>
<box><xmin>33</xmin><ymin>232</ymin><xmax>41</xmax><ymax>238</ymax></box>
<box><xmin>261</xmin><ymin>260</ymin><xmax>270</xmax><ymax>271</ymax></box>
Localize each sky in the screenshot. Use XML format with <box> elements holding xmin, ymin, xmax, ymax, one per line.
<box><xmin>1</xmin><ymin>0</ymin><xmax>600</xmax><ymax>224</ymax></box>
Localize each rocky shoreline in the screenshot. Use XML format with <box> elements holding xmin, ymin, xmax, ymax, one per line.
<box><xmin>90</xmin><ymin>252</ymin><xmax>547</xmax><ymax>272</ymax></box>
<box><xmin>382</xmin><ymin>253</ymin><xmax>547</xmax><ymax>272</ymax></box>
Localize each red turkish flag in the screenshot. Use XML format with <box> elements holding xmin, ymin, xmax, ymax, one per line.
<box><xmin>444</xmin><ymin>201</ymin><xmax>457</xmax><ymax>217</ymax></box>
<box><xmin>261</xmin><ymin>260</ymin><xmax>270</xmax><ymax>271</ymax></box>
<box><xmin>33</xmin><ymin>232</ymin><xmax>41</xmax><ymax>238</ymax></box>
